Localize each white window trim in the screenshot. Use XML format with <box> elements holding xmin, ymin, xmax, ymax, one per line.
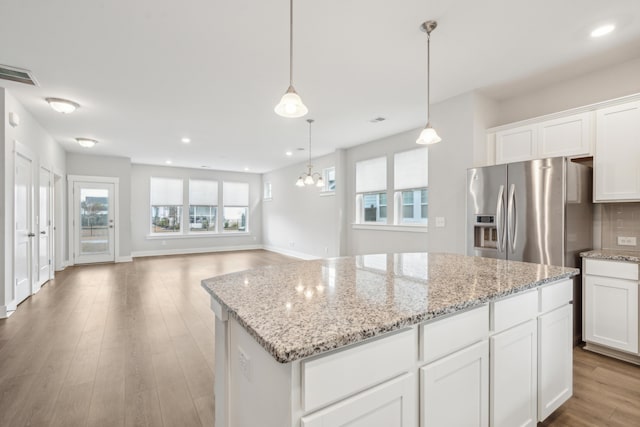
<box><xmin>351</xmin><ymin>223</ymin><xmax>428</xmax><ymax>233</ymax></box>
<box><xmin>145</xmin><ymin>231</ymin><xmax>250</xmax><ymax>240</ymax></box>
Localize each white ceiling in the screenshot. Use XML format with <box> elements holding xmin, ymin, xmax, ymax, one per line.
<box><xmin>1</xmin><ymin>0</ymin><xmax>639</xmax><ymax>173</ymax></box>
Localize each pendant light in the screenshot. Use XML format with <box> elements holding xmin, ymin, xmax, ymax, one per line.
<box><xmin>275</xmin><ymin>0</ymin><xmax>308</xmax><ymax>118</ymax></box>
<box><xmin>295</xmin><ymin>119</ymin><xmax>324</xmax><ymax>187</ymax></box>
<box><xmin>416</xmin><ymin>20</ymin><xmax>442</xmax><ymax>145</ymax></box>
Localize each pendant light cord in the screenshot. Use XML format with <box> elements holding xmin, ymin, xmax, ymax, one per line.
<box><xmin>289</xmin><ymin>0</ymin><xmax>294</xmax><ymax>87</ymax></box>
<box><xmin>426</xmin><ymin>31</ymin><xmax>431</xmax><ymax>125</ymax></box>
<box><xmin>307</xmin><ymin>119</ymin><xmax>313</xmax><ymax>169</ymax></box>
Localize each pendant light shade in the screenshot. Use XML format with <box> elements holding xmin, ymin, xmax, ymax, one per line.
<box><xmin>416</xmin><ymin>20</ymin><xmax>441</xmax><ymax>145</ymax></box>
<box><xmin>294</xmin><ymin>119</ymin><xmax>323</xmax><ymax>187</ymax></box>
<box><xmin>275</xmin><ymin>0</ymin><xmax>308</xmax><ymax>118</ymax></box>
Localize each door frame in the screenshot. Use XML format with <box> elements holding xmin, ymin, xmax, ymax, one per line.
<box><xmin>36</xmin><ymin>166</ymin><xmax>55</xmax><ymax>289</ymax></box>
<box><xmin>13</xmin><ymin>140</ymin><xmax>37</xmax><ymax>305</ymax></box>
<box><xmin>67</xmin><ymin>175</ymin><xmax>119</xmax><ymax>265</ymax></box>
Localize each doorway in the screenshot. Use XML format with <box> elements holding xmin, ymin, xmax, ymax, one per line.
<box><xmin>69</xmin><ymin>176</ymin><xmax>118</xmax><ymax>264</ymax></box>
<box><xmin>14</xmin><ymin>144</ymin><xmax>36</xmax><ymax>305</ymax></box>
<box><xmin>37</xmin><ymin>167</ymin><xmax>53</xmax><ymax>289</ymax></box>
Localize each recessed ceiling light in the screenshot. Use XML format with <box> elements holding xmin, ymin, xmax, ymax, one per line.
<box><xmin>285</xmin><ymin>151</ymin><xmax>293</xmax><ymax>156</ymax></box>
<box><xmin>369</xmin><ymin>117</ymin><xmax>386</xmax><ymax>123</ymax></box>
<box><xmin>590</xmin><ymin>24</ymin><xmax>615</xmax><ymax>38</ymax></box>
<box><xmin>244</xmin><ymin>167</ymin><xmax>250</xmax><ymax>171</ymax></box>
<box><xmin>165</xmin><ymin>160</ymin><xmax>172</xmax><ymax>165</ymax></box>
<box><xmin>75</xmin><ymin>138</ymin><xmax>97</xmax><ymax>148</ymax></box>
<box><xmin>181</xmin><ymin>137</ymin><xmax>191</xmax><ymax>143</ymax></box>
<box><xmin>47</xmin><ymin>98</ymin><xmax>80</xmax><ymax>114</ymax></box>
<box><xmin>201</xmin><ymin>165</ymin><xmax>211</xmax><ymax>169</ymax></box>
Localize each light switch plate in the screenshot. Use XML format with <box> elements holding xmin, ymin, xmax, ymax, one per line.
<box><xmin>435</xmin><ymin>217</ymin><xmax>445</xmax><ymax>228</ymax></box>
<box><xmin>617</xmin><ymin>236</ymin><xmax>637</xmax><ymax>246</ymax></box>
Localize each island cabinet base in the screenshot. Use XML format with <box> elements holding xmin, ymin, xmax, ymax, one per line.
<box><xmin>210</xmin><ymin>279</ymin><xmax>574</xmax><ymax>427</ymax></box>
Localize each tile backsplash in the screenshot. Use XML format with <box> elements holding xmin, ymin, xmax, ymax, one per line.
<box><xmin>602</xmin><ymin>203</ymin><xmax>640</xmax><ymax>252</ymax></box>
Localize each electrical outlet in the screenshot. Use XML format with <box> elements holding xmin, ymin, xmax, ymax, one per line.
<box><xmin>238</xmin><ymin>346</ymin><xmax>251</xmax><ymax>381</ymax></box>
<box><xmin>435</xmin><ymin>217</ymin><xmax>445</xmax><ymax>228</ymax></box>
<box><xmin>617</xmin><ymin>236</ymin><xmax>637</xmax><ymax>246</ymax></box>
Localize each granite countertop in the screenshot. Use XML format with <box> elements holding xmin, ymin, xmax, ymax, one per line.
<box><xmin>201</xmin><ymin>252</ymin><xmax>578</xmax><ymax>363</ymax></box>
<box><xmin>580</xmin><ymin>249</ymin><xmax>640</xmax><ymax>263</ymax></box>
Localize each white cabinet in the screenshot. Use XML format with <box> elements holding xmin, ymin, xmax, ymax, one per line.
<box><xmin>538</xmin><ymin>304</ymin><xmax>573</xmax><ymax>421</ymax></box>
<box><xmin>421</xmin><ymin>340</ymin><xmax>488</xmax><ymax>427</ymax></box>
<box><xmin>301</xmin><ymin>373</ymin><xmax>416</xmax><ymax>427</ymax></box>
<box><xmin>585</xmin><ymin>275</ymin><xmax>638</xmax><ymax>353</ymax></box>
<box><xmin>493</xmin><ymin>112</ymin><xmax>592</xmax><ymax>165</ymax></box>
<box><xmin>594</xmin><ymin>101</ymin><xmax>640</xmax><ymax>202</ymax></box>
<box><xmin>490</xmin><ymin>320</ymin><xmax>537</xmax><ymax>427</ymax></box>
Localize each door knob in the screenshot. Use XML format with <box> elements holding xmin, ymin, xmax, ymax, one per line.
<box><xmin>109</xmin><ymin>225</ymin><xmax>114</xmax><ymax>228</ymax></box>
<box><xmin>27</xmin><ymin>233</ymin><xmax>35</xmax><ymax>237</ymax></box>
<box><xmin>40</xmin><ymin>231</ymin><xmax>46</xmax><ymax>234</ymax></box>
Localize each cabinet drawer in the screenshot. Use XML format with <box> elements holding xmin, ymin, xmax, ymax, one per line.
<box><xmin>584</xmin><ymin>258</ymin><xmax>638</xmax><ymax>280</ymax></box>
<box><xmin>421</xmin><ymin>305</ymin><xmax>489</xmax><ymax>364</ymax></box>
<box><xmin>539</xmin><ymin>279</ymin><xmax>572</xmax><ymax>313</ymax></box>
<box><xmin>491</xmin><ymin>290</ymin><xmax>538</xmax><ymax>333</ymax></box>
<box><xmin>302</xmin><ymin>328</ymin><xmax>416</xmax><ymax>413</ymax></box>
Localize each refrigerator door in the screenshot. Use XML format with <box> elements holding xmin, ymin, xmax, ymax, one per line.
<box><xmin>467</xmin><ymin>165</ymin><xmax>508</xmax><ymax>259</ymax></box>
<box><xmin>506</xmin><ymin>158</ymin><xmax>565</xmax><ymax>265</ymax></box>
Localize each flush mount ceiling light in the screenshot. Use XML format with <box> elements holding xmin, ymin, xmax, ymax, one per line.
<box><xmin>181</xmin><ymin>137</ymin><xmax>191</xmax><ymax>143</ymax></box>
<box><xmin>47</xmin><ymin>97</ymin><xmax>80</xmax><ymax>114</ymax></box>
<box><xmin>285</xmin><ymin>151</ymin><xmax>293</xmax><ymax>156</ymax></box>
<box><xmin>295</xmin><ymin>119</ymin><xmax>324</xmax><ymax>188</ymax></box>
<box><xmin>590</xmin><ymin>24</ymin><xmax>615</xmax><ymax>38</ymax></box>
<box><xmin>416</xmin><ymin>20</ymin><xmax>442</xmax><ymax>145</ymax></box>
<box><xmin>75</xmin><ymin>138</ymin><xmax>97</xmax><ymax>148</ymax></box>
<box><xmin>275</xmin><ymin>0</ymin><xmax>308</xmax><ymax>118</ymax></box>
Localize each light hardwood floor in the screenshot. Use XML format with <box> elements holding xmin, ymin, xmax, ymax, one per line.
<box><xmin>0</xmin><ymin>249</ymin><xmax>638</xmax><ymax>427</ymax></box>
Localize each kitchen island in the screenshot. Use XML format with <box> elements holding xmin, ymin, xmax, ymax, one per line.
<box><xmin>202</xmin><ymin>252</ymin><xmax>579</xmax><ymax>427</ymax></box>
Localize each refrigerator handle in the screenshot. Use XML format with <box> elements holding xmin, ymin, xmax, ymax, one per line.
<box><xmin>496</xmin><ymin>185</ymin><xmax>506</xmax><ymax>253</ymax></box>
<box><xmin>507</xmin><ymin>183</ymin><xmax>517</xmax><ymax>253</ymax></box>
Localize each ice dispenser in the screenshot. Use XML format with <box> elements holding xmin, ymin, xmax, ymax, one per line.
<box><xmin>473</xmin><ymin>215</ymin><xmax>497</xmax><ymax>249</ymax></box>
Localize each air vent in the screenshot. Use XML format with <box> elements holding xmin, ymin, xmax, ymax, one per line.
<box><xmin>369</xmin><ymin>117</ymin><xmax>386</xmax><ymax>123</ymax></box>
<box><xmin>0</xmin><ymin>64</ymin><xmax>38</xmax><ymax>86</ymax></box>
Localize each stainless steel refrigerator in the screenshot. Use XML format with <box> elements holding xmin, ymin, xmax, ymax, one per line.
<box><xmin>467</xmin><ymin>157</ymin><xmax>593</xmax><ymax>342</ymax></box>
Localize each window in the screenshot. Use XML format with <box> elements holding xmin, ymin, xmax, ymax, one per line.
<box><xmin>322</xmin><ymin>167</ymin><xmax>336</xmax><ymax>192</ymax></box>
<box><xmin>150</xmin><ymin>177</ymin><xmax>183</xmax><ymax>233</ymax></box>
<box><xmin>223</xmin><ymin>182</ymin><xmax>249</xmax><ymax>232</ymax></box>
<box><xmin>263</xmin><ymin>181</ymin><xmax>272</xmax><ymax>200</ymax></box>
<box><xmin>189</xmin><ymin>179</ymin><xmax>218</xmax><ymax>232</ymax></box>
<box><xmin>394</xmin><ymin>148</ymin><xmax>428</xmax><ymax>225</ymax></box>
<box><xmin>355</xmin><ymin>157</ymin><xmax>387</xmax><ymax>223</ymax></box>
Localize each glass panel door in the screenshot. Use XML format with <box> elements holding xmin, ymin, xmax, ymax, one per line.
<box><xmin>74</xmin><ymin>182</ymin><xmax>115</xmax><ymax>264</ymax></box>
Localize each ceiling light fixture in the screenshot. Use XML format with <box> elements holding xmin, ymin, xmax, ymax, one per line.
<box><xmin>590</xmin><ymin>24</ymin><xmax>615</xmax><ymax>38</ymax></box>
<box><xmin>47</xmin><ymin>97</ymin><xmax>80</xmax><ymax>114</ymax></box>
<box><xmin>285</xmin><ymin>151</ymin><xmax>293</xmax><ymax>156</ymax></box>
<box><xmin>166</xmin><ymin>160</ymin><xmax>172</xmax><ymax>165</ymax></box>
<box><xmin>295</xmin><ymin>119</ymin><xmax>324</xmax><ymax>188</ymax></box>
<box><xmin>181</xmin><ymin>137</ymin><xmax>191</xmax><ymax>143</ymax></box>
<box><xmin>76</xmin><ymin>138</ymin><xmax>98</xmax><ymax>148</ymax></box>
<box><xmin>274</xmin><ymin>0</ymin><xmax>308</xmax><ymax>118</ymax></box>
<box><xmin>416</xmin><ymin>20</ymin><xmax>442</xmax><ymax>145</ymax></box>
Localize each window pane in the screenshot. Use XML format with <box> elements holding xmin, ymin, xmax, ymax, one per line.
<box><xmin>402</xmin><ymin>191</ymin><xmax>413</xmax><ymax>204</ymax></box>
<box><xmin>190</xmin><ymin>205</ymin><xmax>216</xmax><ymax>232</ymax></box>
<box><xmin>362</xmin><ymin>191</ymin><xmax>386</xmax><ymax>223</ymax></box>
<box><xmin>400</xmin><ymin>188</ymin><xmax>427</xmax><ymax>224</ymax></box>
<box><xmin>323</xmin><ymin>167</ymin><xmax>336</xmax><ymax>192</ymax></box>
<box><xmin>151</xmin><ymin>206</ymin><xmax>182</xmax><ymax>233</ymax></box>
<box><xmin>223</xmin><ymin>207</ymin><xmax>248</xmax><ymax>232</ymax></box>
<box><xmin>403</xmin><ymin>205</ymin><xmax>414</xmax><ymax>219</ymax></box>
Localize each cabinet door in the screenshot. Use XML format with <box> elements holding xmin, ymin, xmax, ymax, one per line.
<box><xmin>421</xmin><ymin>340</ymin><xmax>488</xmax><ymax>427</ymax></box>
<box><xmin>585</xmin><ymin>275</ymin><xmax>639</xmax><ymax>353</ymax></box>
<box><xmin>301</xmin><ymin>373</ymin><xmax>416</xmax><ymax>427</ymax></box>
<box><xmin>538</xmin><ymin>304</ymin><xmax>573</xmax><ymax>421</ymax></box>
<box><xmin>490</xmin><ymin>320</ymin><xmax>537</xmax><ymax>427</ymax></box>
<box><xmin>594</xmin><ymin>101</ymin><xmax>640</xmax><ymax>201</ymax></box>
<box><xmin>495</xmin><ymin>125</ymin><xmax>538</xmax><ymax>165</ymax></box>
<box><xmin>539</xmin><ymin>112</ymin><xmax>592</xmax><ymax>158</ymax></box>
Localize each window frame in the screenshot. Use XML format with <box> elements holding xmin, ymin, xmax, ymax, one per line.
<box><xmin>222</xmin><ymin>181</ymin><xmax>250</xmax><ymax>234</ymax></box>
<box><xmin>321</xmin><ymin>167</ymin><xmax>336</xmax><ymax>194</ymax></box>
<box><xmin>355</xmin><ymin>156</ymin><xmax>387</xmax><ymax>225</ymax></box>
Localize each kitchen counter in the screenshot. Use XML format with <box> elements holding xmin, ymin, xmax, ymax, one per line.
<box><xmin>580</xmin><ymin>249</ymin><xmax>640</xmax><ymax>263</ymax></box>
<box><xmin>202</xmin><ymin>252</ymin><xmax>578</xmax><ymax>363</ymax></box>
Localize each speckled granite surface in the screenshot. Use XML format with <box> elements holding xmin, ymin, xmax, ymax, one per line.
<box><xmin>581</xmin><ymin>249</ymin><xmax>640</xmax><ymax>263</ymax></box>
<box><xmin>201</xmin><ymin>252</ymin><xmax>578</xmax><ymax>363</ymax></box>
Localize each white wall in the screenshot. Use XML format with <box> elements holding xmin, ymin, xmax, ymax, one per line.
<box><xmin>262</xmin><ymin>152</ymin><xmax>340</xmax><ymax>259</ymax></box>
<box><xmin>130</xmin><ymin>164</ymin><xmax>262</xmax><ymax>257</ymax></box>
<box><xmin>1</xmin><ymin>88</ymin><xmax>66</xmax><ymax>317</ymax></box>
<box><xmin>66</xmin><ymin>153</ymin><xmax>132</xmax><ymax>261</ymax></box>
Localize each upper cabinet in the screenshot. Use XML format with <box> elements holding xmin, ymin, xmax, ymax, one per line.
<box><xmin>494</xmin><ymin>112</ymin><xmax>593</xmax><ymax>165</ymax></box>
<box><xmin>594</xmin><ymin>101</ymin><xmax>640</xmax><ymax>202</ymax></box>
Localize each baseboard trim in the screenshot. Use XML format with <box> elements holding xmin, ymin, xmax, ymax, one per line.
<box><xmin>583</xmin><ymin>342</ymin><xmax>640</xmax><ymax>365</ymax></box>
<box><xmin>132</xmin><ymin>244</ymin><xmax>264</xmax><ymax>258</ymax></box>
<box><xmin>262</xmin><ymin>245</ymin><xmax>320</xmax><ymax>260</ymax></box>
<box><xmin>0</xmin><ymin>302</ymin><xmax>17</xmax><ymax>319</ymax></box>
<box><xmin>116</xmin><ymin>256</ymin><xmax>133</xmax><ymax>263</ymax></box>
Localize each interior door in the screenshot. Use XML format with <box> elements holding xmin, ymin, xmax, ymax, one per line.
<box><xmin>74</xmin><ymin>182</ymin><xmax>115</xmax><ymax>264</ymax></box>
<box><xmin>15</xmin><ymin>152</ymin><xmax>35</xmax><ymax>304</ymax></box>
<box><xmin>37</xmin><ymin>167</ymin><xmax>52</xmax><ymax>289</ymax></box>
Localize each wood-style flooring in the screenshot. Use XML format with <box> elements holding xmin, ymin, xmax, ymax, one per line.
<box><xmin>0</xmin><ymin>249</ymin><xmax>638</xmax><ymax>427</ymax></box>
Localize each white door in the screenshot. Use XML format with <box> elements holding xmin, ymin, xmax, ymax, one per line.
<box><xmin>421</xmin><ymin>340</ymin><xmax>489</xmax><ymax>427</ymax></box>
<box><xmin>538</xmin><ymin>304</ymin><xmax>573</xmax><ymax>422</ymax></box>
<box><xmin>301</xmin><ymin>374</ymin><xmax>416</xmax><ymax>427</ymax></box>
<box><xmin>15</xmin><ymin>152</ymin><xmax>35</xmax><ymax>304</ymax></box>
<box><xmin>490</xmin><ymin>320</ymin><xmax>537</xmax><ymax>427</ymax></box>
<box><xmin>74</xmin><ymin>182</ymin><xmax>116</xmax><ymax>264</ymax></box>
<box><xmin>585</xmin><ymin>275</ymin><xmax>638</xmax><ymax>353</ymax></box>
<box><xmin>37</xmin><ymin>167</ymin><xmax>52</xmax><ymax>289</ymax></box>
